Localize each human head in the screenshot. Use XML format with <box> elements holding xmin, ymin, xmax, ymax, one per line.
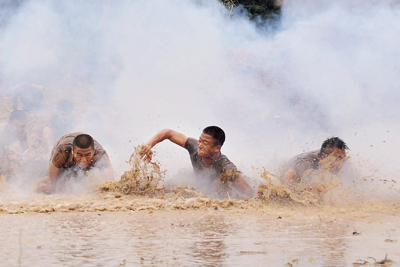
<box><xmin>319</xmin><ymin>137</ymin><xmax>348</xmax><ymax>156</ymax></box>
<box><xmin>56</xmin><ymin>99</ymin><xmax>73</xmax><ymax>124</ymax></box>
<box><xmin>72</xmin><ymin>134</ymin><xmax>95</xmax><ymax>169</ymax></box>
<box><xmin>9</xmin><ymin>109</ymin><xmax>27</xmax><ymax>123</ymax></box>
<box><xmin>203</xmin><ymin>126</ymin><xmax>225</xmax><ymax>146</ymax></box>
<box><xmin>319</xmin><ymin>137</ymin><xmax>349</xmax><ymax>173</ymax></box>
<box><xmin>8</xmin><ymin>110</ymin><xmax>27</xmax><ymax>137</ymax></box>
<box><xmin>197</xmin><ymin>126</ymin><xmax>225</xmax><ymax>158</ymax></box>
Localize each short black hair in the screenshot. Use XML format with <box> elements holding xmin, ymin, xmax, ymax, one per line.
<box><xmin>320</xmin><ymin>137</ymin><xmax>349</xmax><ymax>155</ymax></box>
<box><xmin>57</xmin><ymin>99</ymin><xmax>73</xmax><ymax>113</ymax></box>
<box><xmin>9</xmin><ymin>110</ymin><xmax>27</xmax><ymax>122</ymax></box>
<box><xmin>73</xmin><ymin>134</ymin><xmax>94</xmax><ymax>149</ymax></box>
<box><xmin>203</xmin><ymin>126</ymin><xmax>225</xmax><ymax>147</ymax></box>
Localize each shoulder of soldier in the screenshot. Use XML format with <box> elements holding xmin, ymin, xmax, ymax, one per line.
<box><xmin>51</xmin><ymin>142</ymin><xmax>72</xmax><ymax>168</ymax></box>
<box><xmin>217</xmin><ymin>153</ymin><xmax>237</xmax><ymax>171</ymax></box>
<box><xmin>185</xmin><ymin>137</ymin><xmax>197</xmax><ymax>146</ymax></box>
<box><xmin>92</xmin><ymin>140</ymin><xmax>109</xmax><ymax>162</ymax></box>
<box><xmin>184</xmin><ymin>137</ymin><xmax>198</xmax><ymax>152</ymax></box>
<box><xmin>55</xmin><ymin>134</ymin><xmax>74</xmax><ymax>148</ymax></box>
<box><xmin>291</xmin><ymin>150</ymin><xmax>319</xmax><ymax>162</ymax></box>
<box><xmin>55</xmin><ymin>142</ymin><xmax>72</xmax><ymax>155</ymax></box>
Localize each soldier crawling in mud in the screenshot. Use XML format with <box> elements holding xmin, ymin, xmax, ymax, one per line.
<box><xmin>139</xmin><ymin>126</ymin><xmax>254</xmax><ymax>197</ymax></box>
<box><xmin>281</xmin><ymin>137</ymin><xmax>349</xmax><ymax>186</ymax></box>
<box><xmin>35</xmin><ymin>132</ymin><xmax>114</xmax><ymax>194</ymax></box>
<box><xmin>0</xmin><ymin>110</ymin><xmax>28</xmax><ymax>180</ymax></box>
<box><xmin>0</xmin><ymin>110</ymin><xmax>28</xmax><ymax>152</ymax></box>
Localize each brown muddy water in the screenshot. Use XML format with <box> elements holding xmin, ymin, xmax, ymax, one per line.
<box><xmin>1</xmin><ymin>150</ymin><xmax>399</xmax><ymax>266</ymax></box>
<box><xmin>0</xmin><ymin>193</ymin><xmax>399</xmax><ymax>267</ymax></box>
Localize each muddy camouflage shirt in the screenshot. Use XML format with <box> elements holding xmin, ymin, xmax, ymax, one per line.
<box><xmin>51</xmin><ymin>132</ymin><xmax>110</xmax><ymax>170</ymax></box>
<box><xmin>185</xmin><ymin>137</ymin><xmax>238</xmax><ymax>182</ymax></box>
<box><xmin>284</xmin><ymin>150</ymin><xmax>320</xmax><ymax>180</ymax></box>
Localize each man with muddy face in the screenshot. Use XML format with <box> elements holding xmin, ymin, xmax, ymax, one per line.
<box><xmin>140</xmin><ymin>126</ymin><xmax>254</xmax><ymax>197</ymax></box>
<box><xmin>282</xmin><ymin>137</ymin><xmax>349</xmax><ymax>186</ymax></box>
<box><xmin>35</xmin><ymin>133</ymin><xmax>114</xmax><ymax>194</ymax></box>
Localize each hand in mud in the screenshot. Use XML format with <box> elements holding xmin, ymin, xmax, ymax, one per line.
<box><xmin>138</xmin><ymin>144</ymin><xmax>153</xmax><ymax>163</ymax></box>
<box><xmin>35</xmin><ymin>177</ymin><xmax>54</xmax><ymax>194</ymax></box>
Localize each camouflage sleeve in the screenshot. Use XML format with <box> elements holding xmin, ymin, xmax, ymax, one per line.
<box><xmin>220</xmin><ymin>155</ymin><xmax>239</xmax><ymax>182</ymax></box>
<box><xmin>185</xmin><ymin>138</ymin><xmax>198</xmax><ymax>155</ymax></box>
<box><xmin>51</xmin><ymin>146</ymin><xmax>67</xmax><ymax>168</ymax></box>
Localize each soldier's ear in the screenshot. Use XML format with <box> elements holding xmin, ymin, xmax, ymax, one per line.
<box><xmin>321</xmin><ymin>152</ymin><xmax>327</xmax><ymax>159</ymax></box>
<box><xmin>214</xmin><ymin>145</ymin><xmax>222</xmax><ymax>152</ymax></box>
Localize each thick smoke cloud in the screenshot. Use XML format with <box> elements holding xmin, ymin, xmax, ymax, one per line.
<box><xmin>0</xmin><ymin>0</ymin><xmax>399</xmax><ymax>195</ymax></box>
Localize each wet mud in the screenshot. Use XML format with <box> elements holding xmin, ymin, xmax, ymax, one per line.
<box><xmin>0</xmin><ymin>209</ymin><xmax>399</xmax><ymax>267</ymax></box>
<box><xmin>1</xmin><ymin>145</ymin><xmax>399</xmax><ymax>217</ymax></box>
<box><xmin>1</xmin><ymin>145</ymin><xmax>399</xmax><ymax>266</ymax></box>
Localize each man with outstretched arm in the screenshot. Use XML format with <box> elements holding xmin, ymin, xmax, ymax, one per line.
<box><xmin>140</xmin><ymin>126</ymin><xmax>254</xmax><ymax>197</ymax></box>
<box><xmin>281</xmin><ymin>137</ymin><xmax>349</xmax><ymax>186</ymax></box>
<box><xmin>36</xmin><ymin>132</ymin><xmax>114</xmax><ymax>194</ymax></box>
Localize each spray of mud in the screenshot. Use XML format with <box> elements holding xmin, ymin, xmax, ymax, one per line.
<box><xmin>98</xmin><ymin>145</ymin><xmax>164</xmax><ymax>196</ymax></box>
<box><xmin>90</xmin><ymin>145</ymin><xmax>383</xmax><ymax>213</ymax></box>
<box><xmin>0</xmin><ymin>1</ymin><xmax>399</xmax><ymax>219</ymax></box>
<box><xmin>257</xmin><ymin>168</ymin><xmax>355</xmax><ymax>207</ymax></box>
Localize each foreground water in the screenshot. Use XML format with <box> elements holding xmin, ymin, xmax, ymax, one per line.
<box><xmin>0</xmin><ymin>192</ymin><xmax>399</xmax><ymax>267</ymax></box>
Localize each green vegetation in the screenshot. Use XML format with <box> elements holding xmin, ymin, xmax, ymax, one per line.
<box><xmin>219</xmin><ymin>0</ymin><xmax>281</xmax><ymax>20</ymax></box>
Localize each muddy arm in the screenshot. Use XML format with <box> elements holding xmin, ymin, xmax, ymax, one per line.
<box><xmin>282</xmin><ymin>169</ymin><xmax>298</xmax><ymax>186</ymax></box>
<box><xmin>49</xmin><ymin>161</ymin><xmax>61</xmax><ymax>180</ymax></box>
<box><xmin>140</xmin><ymin>129</ymin><xmax>188</xmax><ymax>162</ymax></box>
<box><xmin>233</xmin><ymin>173</ymin><xmax>255</xmax><ymax>197</ymax></box>
<box><xmin>35</xmin><ymin>162</ymin><xmax>60</xmax><ymax>194</ymax></box>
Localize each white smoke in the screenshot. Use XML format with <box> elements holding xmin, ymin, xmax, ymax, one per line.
<box><xmin>0</xmin><ymin>0</ymin><xmax>399</xmax><ymax>196</ymax></box>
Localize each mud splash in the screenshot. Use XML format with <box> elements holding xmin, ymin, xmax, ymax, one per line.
<box><xmin>97</xmin><ymin>145</ymin><xmax>343</xmax><ymax>206</ymax></box>
<box><xmin>258</xmin><ymin>170</ymin><xmax>313</xmax><ymax>205</ymax></box>
<box><xmin>0</xmin><ymin>145</ymin><xmax>398</xmax><ymax>217</ymax></box>
<box><xmin>98</xmin><ymin>145</ymin><xmax>164</xmax><ymax>196</ymax></box>
<box><xmin>98</xmin><ymin>145</ymin><xmax>245</xmax><ymax>200</ymax></box>
<box><xmin>257</xmin><ymin>167</ymin><xmax>351</xmax><ymax>207</ymax></box>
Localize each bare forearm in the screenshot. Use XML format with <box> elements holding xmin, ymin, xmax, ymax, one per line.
<box><xmin>48</xmin><ymin>162</ymin><xmax>61</xmax><ymax>181</ymax></box>
<box><xmin>146</xmin><ymin>129</ymin><xmax>173</xmax><ymax>147</ymax></box>
<box><xmin>37</xmin><ymin>162</ymin><xmax>59</xmax><ymax>194</ymax></box>
<box><xmin>140</xmin><ymin>129</ymin><xmax>187</xmax><ymax>163</ymax></box>
<box><xmin>282</xmin><ymin>169</ymin><xmax>298</xmax><ymax>186</ymax></box>
<box><xmin>233</xmin><ymin>174</ymin><xmax>254</xmax><ymax>197</ymax></box>
<box><xmin>146</xmin><ymin>129</ymin><xmax>187</xmax><ymax>148</ymax></box>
